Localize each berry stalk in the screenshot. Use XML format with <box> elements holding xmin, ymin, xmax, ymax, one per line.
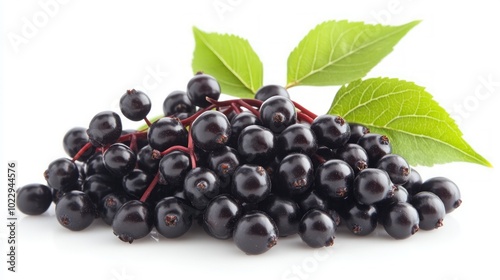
<box><xmin>139</xmin><ymin>172</ymin><xmax>160</xmax><ymax>202</ymax></box>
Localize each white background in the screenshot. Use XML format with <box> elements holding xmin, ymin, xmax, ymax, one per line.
<box><xmin>1</xmin><ymin>1</ymin><xmax>500</xmax><ymax>280</ymax></box>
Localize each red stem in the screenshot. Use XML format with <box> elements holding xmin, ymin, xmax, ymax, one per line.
<box><xmin>297</xmin><ymin>111</ymin><xmax>314</xmax><ymax>124</ymax></box>
<box><xmin>72</xmin><ymin>130</ymin><xmax>148</xmax><ymax>161</ymax></box>
<box><xmin>220</xmin><ymin>106</ymin><xmax>233</xmax><ymax>116</ymax></box>
<box><xmin>129</xmin><ymin>134</ymin><xmax>138</xmax><ymax>153</ymax></box>
<box><xmin>72</xmin><ymin>142</ymin><xmax>93</xmax><ymax>162</ymax></box>
<box><xmin>117</xmin><ymin>131</ymin><xmax>147</xmax><ymax>143</ymax></box>
<box><xmin>237</xmin><ymin>99</ymin><xmax>261</xmax><ymax>118</ymax></box>
<box><xmin>206</xmin><ymin>98</ymin><xmax>263</xmax><ymax>109</ymax></box>
<box><xmin>293</xmin><ymin>100</ymin><xmax>317</xmax><ymax>120</ymax></box>
<box><xmin>230</xmin><ymin>103</ymin><xmax>242</xmax><ymax>114</ymax></box>
<box><xmin>240</xmin><ymin>98</ymin><xmax>263</xmax><ymax>107</ymax></box>
<box><xmin>181</xmin><ymin>105</ymin><xmax>216</xmax><ymax>126</ymax></box>
<box><xmin>143</xmin><ymin>117</ymin><xmax>152</xmax><ymax>127</ymax></box>
<box><xmin>160</xmin><ymin>145</ymin><xmax>191</xmax><ymax>156</ymax></box>
<box><xmin>187</xmin><ymin>130</ymin><xmax>197</xmax><ymax>168</ymax></box>
<box><xmin>313</xmin><ymin>153</ymin><xmax>326</xmax><ymax>165</ymax></box>
<box><xmin>140</xmin><ymin>172</ymin><xmax>160</xmax><ymax>202</ymax></box>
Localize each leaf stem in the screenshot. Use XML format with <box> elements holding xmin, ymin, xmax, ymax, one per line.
<box><xmin>285</xmin><ymin>81</ymin><xmax>299</xmax><ymax>90</ymax></box>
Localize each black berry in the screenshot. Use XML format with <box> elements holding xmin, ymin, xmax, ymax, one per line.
<box><xmin>233</xmin><ymin>211</ymin><xmax>278</xmax><ymax>255</ymax></box>
<box><xmin>16</xmin><ymin>183</ymin><xmax>53</xmax><ymax>215</ymax></box>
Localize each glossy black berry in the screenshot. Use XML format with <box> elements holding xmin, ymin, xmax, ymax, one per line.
<box><xmin>137</xmin><ymin>145</ymin><xmax>160</xmax><ymax>174</ymax></box>
<box><xmin>187</xmin><ymin>73</ymin><xmax>221</xmax><ymax>108</ymax></box>
<box><xmin>112</xmin><ymin>200</ymin><xmax>153</xmax><ymax>243</ymax></box>
<box><xmin>376</xmin><ymin>154</ymin><xmax>411</xmax><ymax>185</ymax></box>
<box><xmin>232</xmin><ymin>164</ymin><xmax>271</xmax><ymax>204</ymax></box>
<box><xmin>315</xmin><ymin>146</ymin><xmax>336</xmax><ymax>162</ymax></box>
<box><xmin>82</xmin><ymin>174</ymin><xmax>117</xmax><ymax>205</ymax></box>
<box><xmin>183</xmin><ymin>167</ymin><xmax>220</xmax><ymax>210</ymax></box>
<box><xmin>376</xmin><ymin>185</ymin><xmax>409</xmax><ymax>213</ymax></box>
<box><xmin>233</xmin><ymin>211</ymin><xmax>278</xmax><ymax>255</ymax></box>
<box><xmin>228</xmin><ymin>112</ymin><xmax>262</xmax><ymax>147</ymax></box>
<box><xmin>191</xmin><ymin>110</ymin><xmax>231</xmax><ymax>151</ymax></box>
<box><xmin>382</xmin><ymin>202</ymin><xmax>419</xmax><ymax>239</ymax></box>
<box><xmin>16</xmin><ymin>183</ymin><xmax>52</xmax><ymax>215</ymax></box>
<box><xmin>154</xmin><ymin>197</ymin><xmax>193</xmax><ymax>238</ymax></box>
<box><xmin>410</xmin><ymin>191</ymin><xmax>446</xmax><ymax>230</ymax></box>
<box><xmin>203</xmin><ymin>194</ymin><xmax>242</xmax><ymax>239</ymax></box>
<box><xmin>327</xmin><ymin>209</ymin><xmax>341</xmax><ymax>228</ymax></box>
<box><xmin>44</xmin><ymin>158</ymin><xmax>80</xmax><ymax>192</ymax></box>
<box><xmin>315</xmin><ymin>159</ymin><xmax>354</xmax><ymax>199</ymax></box>
<box><xmin>208</xmin><ymin>146</ymin><xmax>240</xmax><ymax>180</ymax></box>
<box><xmin>298</xmin><ymin>209</ymin><xmax>335</xmax><ymax>248</ymax></box>
<box><xmin>87</xmin><ymin>111</ymin><xmax>122</xmax><ymax>147</ymax></box>
<box><xmin>119</xmin><ymin>89</ymin><xmax>152</xmax><ymax>121</ymax></box>
<box><xmin>147</xmin><ymin>117</ymin><xmax>188</xmax><ymax>152</ymax></box>
<box><xmin>353</xmin><ymin>168</ymin><xmax>394</xmax><ymax>205</ymax></box>
<box><xmin>348</xmin><ymin>123</ymin><xmax>370</xmax><ymax>144</ymax></box>
<box><xmin>147</xmin><ymin>182</ymin><xmax>173</xmax><ymax>205</ymax></box>
<box><xmin>84</xmin><ymin>153</ymin><xmax>112</xmax><ymax>177</ymax></box>
<box><xmin>55</xmin><ymin>191</ymin><xmax>96</xmax><ymax>231</ymax></box>
<box><xmin>51</xmin><ymin>189</ymin><xmax>65</xmax><ymax>204</ymax></box>
<box><xmin>158</xmin><ymin>151</ymin><xmax>191</xmax><ymax>191</ymax></box>
<box><xmin>259</xmin><ymin>96</ymin><xmax>297</xmax><ymax>134</ymax></box>
<box><xmin>420</xmin><ymin>177</ymin><xmax>462</xmax><ymax>213</ymax></box>
<box><xmin>237</xmin><ymin>125</ymin><xmax>275</xmax><ymax>164</ymax></box>
<box><xmin>103</xmin><ymin>143</ymin><xmax>137</xmax><ymax>177</ymax></box>
<box><xmin>311</xmin><ymin>115</ymin><xmax>351</xmax><ymax>149</ymax></box>
<box><xmin>342</xmin><ymin>203</ymin><xmax>378</xmax><ymax>236</ymax></box>
<box><xmin>63</xmin><ymin>127</ymin><xmax>95</xmax><ymax>162</ymax></box>
<box><xmin>122</xmin><ymin>170</ymin><xmax>151</xmax><ymax>199</ymax></box>
<box><xmin>163</xmin><ymin>90</ymin><xmax>196</xmax><ymax>116</ymax></box>
<box><xmin>336</xmin><ymin>143</ymin><xmax>369</xmax><ymax>175</ymax></box>
<box><xmin>259</xmin><ymin>195</ymin><xmax>300</xmax><ymax>237</ymax></box>
<box><xmin>254</xmin><ymin>84</ymin><xmax>290</xmax><ymax>101</ymax></box>
<box><xmin>357</xmin><ymin>133</ymin><xmax>392</xmax><ymax>164</ymax></box>
<box><xmin>99</xmin><ymin>192</ymin><xmax>128</xmax><ymax>225</ymax></box>
<box><xmin>276</xmin><ymin>153</ymin><xmax>314</xmax><ymax>196</ymax></box>
<box><xmin>276</xmin><ymin>124</ymin><xmax>318</xmax><ymax>157</ymax></box>
<box><xmin>403</xmin><ymin>168</ymin><xmax>423</xmax><ymax>196</ymax></box>
<box><xmin>297</xmin><ymin>190</ymin><xmax>329</xmax><ymax>213</ymax></box>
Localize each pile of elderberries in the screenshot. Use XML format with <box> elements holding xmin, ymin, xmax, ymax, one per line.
<box><xmin>16</xmin><ymin>73</ymin><xmax>461</xmax><ymax>254</ymax></box>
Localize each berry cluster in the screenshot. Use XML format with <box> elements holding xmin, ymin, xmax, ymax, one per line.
<box><xmin>16</xmin><ymin>73</ymin><xmax>462</xmax><ymax>255</ymax></box>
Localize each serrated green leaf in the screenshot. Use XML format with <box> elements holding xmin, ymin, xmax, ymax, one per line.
<box><xmin>329</xmin><ymin>78</ymin><xmax>491</xmax><ymax>167</ymax></box>
<box><xmin>286</xmin><ymin>20</ymin><xmax>419</xmax><ymax>88</ymax></box>
<box><xmin>192</xmin><ymin>27</ymin><xmax>263</xmax><ymax>98</ymax></box>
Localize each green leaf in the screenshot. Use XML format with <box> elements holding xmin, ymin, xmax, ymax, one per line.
<box><xmin>192</xmin><ymin>27</ymin><xmax>263</xmax><ymax>98</ymax></box>
<box><xmin>329</xmin><ymin>78</ymin><xmax>491</xmax><ymax>167</ymax></box>
<box><xmin>286</xmin><ymin>20</ymin><xmax>420</xmax><ymax>88</ymax></box>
